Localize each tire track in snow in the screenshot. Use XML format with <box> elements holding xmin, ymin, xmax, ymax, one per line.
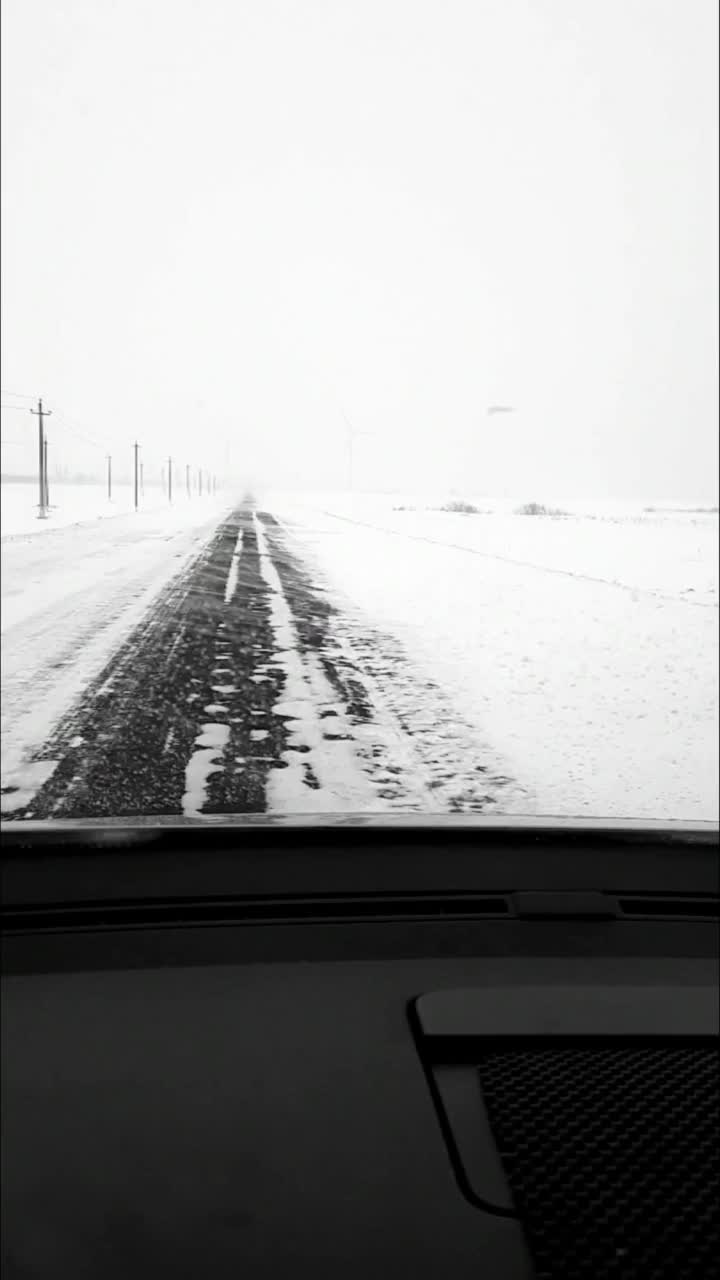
<box><xmin>257</xmin><ymin>513</ymin><xmax>517</xmax><ymax>813</ymax></box>
<box><xmin>253</xmin><ymin>513</ymin><xmax>393</xmax><ymax>813</ymax></box>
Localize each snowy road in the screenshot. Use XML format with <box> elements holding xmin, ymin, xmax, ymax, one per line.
<box><xmin>1</xmin><ymin>502</ymin><xmax>514</xmax><ymax>819</ymax></box>
<box><xmin>1</xmin><ymin>495</ymin><xmax>717</xmax><ymax>821</ymax></box>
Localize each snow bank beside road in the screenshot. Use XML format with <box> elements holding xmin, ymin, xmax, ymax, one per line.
<box><xmin>265</xmin><ymin>494</ymin><xmax>719</xmax><ymax>822</ymax></box>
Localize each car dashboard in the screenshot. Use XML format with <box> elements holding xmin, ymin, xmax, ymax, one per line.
<box><xmin>1</xmin><ymin>817</ymin><xmax>719</xmax><ymax>1280</ymax></box>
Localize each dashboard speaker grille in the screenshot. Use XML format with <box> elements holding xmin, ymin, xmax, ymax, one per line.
<box><xmin>476</xmin><ymin>1045</ymin><xmax>719</xmax><ymax>1280</ymax></box>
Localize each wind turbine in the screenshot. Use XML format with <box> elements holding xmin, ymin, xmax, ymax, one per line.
<box><xmin>341</xmin><ymin>407</ymin><xmax>374</xmax><ymax>492</ymax></box>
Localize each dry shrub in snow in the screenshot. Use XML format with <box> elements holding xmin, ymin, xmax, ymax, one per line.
<box><xmin>442</xmin><ymin>499</ymin><xmax>482</xmax><ymax>514</ymax></box>
<box><xmin>515</xmin><ymin>501</ymin><xmax>569</xmax><ymax>518</ymax></box>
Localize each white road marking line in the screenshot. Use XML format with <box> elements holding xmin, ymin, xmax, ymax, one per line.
<box><xmin>224</xmin><ymin>530</ymin><xmax>244</xmax><ymax>603</ymax></box>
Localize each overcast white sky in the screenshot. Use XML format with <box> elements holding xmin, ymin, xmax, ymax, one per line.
<box><xmin>1</xmin><ymin>0</ymin><xmax>718</xmax><ymax>498</ymax></box>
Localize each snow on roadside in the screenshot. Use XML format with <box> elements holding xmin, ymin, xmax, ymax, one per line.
<box><xmin>262</xmin><ymin>494</ymin><xmax>719</xmax><ymax>822</ymax></box>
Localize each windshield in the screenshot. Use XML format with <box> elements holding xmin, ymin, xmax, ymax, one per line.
<box><xmin>1</xmin><ymin>0</ymin><xmax>718</xmax><ymax>825</ymax></box>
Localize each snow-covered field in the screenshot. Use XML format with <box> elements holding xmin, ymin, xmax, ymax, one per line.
<box><xmin>262</xmin><ymin>491</ymin><xmax>720</xmax><ymax>822</ymax></box>
<box><xmin>1</xmin><ymin>481</ymin><xmax>183</xmax><ymax>538</ymax></box>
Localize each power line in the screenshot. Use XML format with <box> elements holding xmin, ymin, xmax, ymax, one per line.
<box><xmin>54</xmin><ymin>417</ymin><xmax>139</xmax><ymax>457</ymax></box>
<box><xmin>0</xmin><ymin>390</ymin><xmax>36</xmax><ymax>402</ymax></box>
<box><xmin>53</xmin><ymin>419</ymin><xmax>107</xmax><ymax>451</ymax></box>
<box><xmin>29</xmin><ymin>411</ymin><xmax>126</xmax><ymax>456</ymax></box>
<box><xmin>1</xmin><ymin>401</ymin><xmax>109</xmax><ymax>451</ymax></box>
<box><xmin>0</xmin><ymin>398</ymin><xmax>118</xmax><ymax>456</ymax></box>
<box><xmin>54</xmin><ymin>416</ymin><xmax>167</xmax><ymax>468</ymax></box>
<box><xmin>7</xmin><ymin>405</ymin><xmax>204</xmax><ymax>474</ymax></box>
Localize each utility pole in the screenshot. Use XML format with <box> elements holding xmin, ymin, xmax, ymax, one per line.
<box><xmin>44</xmin><ymin>437</ymin><xmax>50</xmax><ymax>509</ymax></box>
<box><xmin>133</xmin><ymin>442</ymin><xmax>140</xmax><ymax>511</ymax></box>
<box><xmin>186</xmin><ymin>463</ymin><xmax>191</xmax><ymax>498</ymax></box>
<box><xmin>167</xmin><ymin>456</ymin><xmax>172</xmax><ymax>503</ymax></box>
<box><xmin>140</xmin><ymin>461</ymin><xmax>145</xmax><ymax>497</ymax></box>
<box><xmin>106</xmin><ymin>454</ymin><xmax>112</xmax><ymax>501</ymax></box>
<box><xmin>198</xmin><ymin>467</ymin><xmax>203</xmax><ymax>497</ymax></box>
<box><xmin>30</xmin><ymin>398</ymin><xmax>51</xmax><ymax>519</ymax></box>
